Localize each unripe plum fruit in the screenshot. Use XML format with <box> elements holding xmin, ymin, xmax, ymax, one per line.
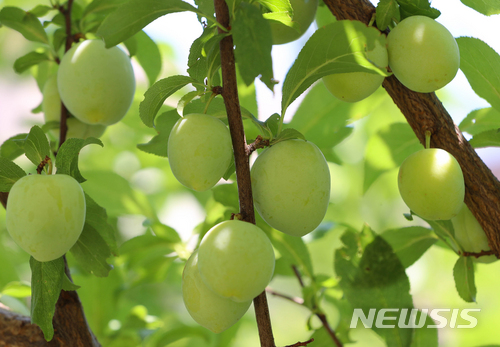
<box><xmin>322</xmin><ymin>40</ymin><xmax>388</xmax><ymax>102</ymax></box>
<box><xmin>6</xmin><ymin>174</ymin><xmax>86</xmax><ymax>262</ymax></box>
<box><xmin>268</xmin><ymin>0</ymin><xmax>318</xmax><ymax>45</ymax></box>
<box><xmin>452</xmin><ymin>205</ymin><xmax>497</xmax><ymax>263</ymax></box>
<box><xmin>197</xmin><ymin>220</ymin><xmax>275</xmax><ymax>303</ymax></box>
<box><xmin>398</xmin><ymin>148</ymin><xmax>464</xmax><ymax>220</ymax></box>
<box><xmin>387</xmin><ymin>15</ymin><xmax>459</xmax><ymax>93</ymax></box>
<box><xmin>251</xmin><ymin>139</ymin><xmax>330</xmax><ymax>237</ymax></box>
<box><xmin>57</xmin><ymin>39</ymin><xmax>135</xmax><ymax>126</ymax></box>
<box><xmin>42</xmin><ymin>75</ymin><xmax>106</xmax><ymax>139</ymax></box>
<box><xmin>167</xmin><ymin>113</ymin><xmax>233</xmax><ymax>192</ymax></box>
<box><xmin>182</xmin><ymin>251</ymin><xmax>252</xmax><ymax>333</ymax></box>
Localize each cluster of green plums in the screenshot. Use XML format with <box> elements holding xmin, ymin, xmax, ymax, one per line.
<box><xmin>44</xmin><ymin>39</ymin><xmax>135</xmax><ymax>139</ymax></box>
<box><xmin>182</xmin><ymin>220</ymin><xmax>275</xmax><ymax>333</ymax></box>
<box><xmin>398</xmin><ymin>147</ymin><xmax>495</xmax><ymax>262</ymax></box>
<box><xmin>5</xmin><ymin>39</ymin><xmax>137</xmax><ymax>262</ymax></box>
<box><xmin>169</xmin><ymin>113</ymin><xmax>331</xmax><ymax>331</ymax></box>
<box><xmin>168</xmin><ymin>113</ymin><xmax>331</xmax><ymax>238</ymax></box>
<box><xmin>323</xmin><ymin>15</ymin><xmax>459</xmax><ymax>102</ymax></box>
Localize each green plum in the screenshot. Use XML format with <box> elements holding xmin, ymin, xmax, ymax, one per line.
<box><xmin>167</xmin><ymin>113</ymin><xmax>233</xmax><ymax>192</ymax></box>
<box><xmin>387</xmin><ymin>15</ymin><xmax>460</xmax><ymax>93</ymax></box>
<box><xmin>57</xmin><ymin>39</ymin><xmax>135</xmax><ymax>125</ymax></box>
<box><xmin>322</xmin><ymin>40</ymin><xmax>388</xmax><ymax>102</ymax></box>
<box><xmin>197</xmin><ymin>220</ymin><xmax>275</xmax><ymax>302</ymax></box>
<box><xmin>182</xmin><ymin>251</ymin><xmax>252</xmax><ymax>333</ymax></box>
<box><xmin>398</xmin><ymin>148</ymin><xmax>464</xmax><ymax>220</ymax></box>
<box><xmin>6</xmin><ymin>174</ymin><xmax>86</xmax><ymax>262</ymax></box>
<box><xmin>452</xmin><ymin>204</ymin><xmax>497</xmax><ymax>263</ymax></box>
<box><xmin>251</xmin><ymin>139</ymin><xmax>330</xmax><ymax>237</ymax></box>
<box><xmin>268</xmin><ymin>0</ymin><xmax>318</xmax><ymax>45</ymax></box>
<box><xmin>42</xmin><ymin>75</ymin><xmax>106</xmax><ymax>139</ymax></box>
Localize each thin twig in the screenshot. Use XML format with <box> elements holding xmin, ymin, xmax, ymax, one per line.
<box><xmin>246</xmin><ymin>135</ymin><xmax>270</xmax><ymax>156</ymax></box>
<box><xmin>284</xmin><ymin>338</ymin><xmax>314</xmax><ymax>347</ymax></box>
<box><xmin>461</xmin><ymin>250</ymin><xmax>496</xmax><ymax>258</ymax></box>
<box><xmin>291</xmin><ymin>266</ymin><xmax>343</xmax><ymax>347</ymax></box>
<box><xmin>266</xmin><ymin>288</ymin><xmax>305</xmax><ymax>305</ymax></box>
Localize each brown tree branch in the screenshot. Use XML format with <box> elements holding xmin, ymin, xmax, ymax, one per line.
<box><xmin>214</xmin><ymin>0</ymin><xmax>275</xmax><ymax>346</ymax></box>
<box><xmin>323</xmin><ymin>0</ymin><xmax>500</xmax><ymax>257</ymax></box>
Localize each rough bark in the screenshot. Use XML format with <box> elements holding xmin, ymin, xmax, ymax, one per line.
<box><xmin>0</xmin><ymin>290</ymin><xmax>99</xmax><ymax>347</ymax></box>
<box><xmin>323</xmin><ymin>0</ymin><xmax>500</xmax><ymax>257</ymax></box>
<box><xmin>214</xmin><ymin>0</ymin><xmax>276</xmax><ymax>346</ymax></box>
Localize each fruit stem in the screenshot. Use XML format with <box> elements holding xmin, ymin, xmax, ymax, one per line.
<box><xmin>425</xmin><ymin>130</ymin><xmax>431</xmax><ymax>149</ymax></box>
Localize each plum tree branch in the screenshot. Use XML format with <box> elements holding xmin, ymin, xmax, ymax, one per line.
<box><xmin>213</xmin><ymin>0</ymin><xmax>275</xmax><ymax>346</ymax></box>
<box><xmin>0</xmin><ymin>1</ymin><xmax>101</xmax><ymax>344</ymax></box>
<box><xmin>323</xmin><ymin>0</ymin><xmax>500</xmax><ymax>257</ymax></box>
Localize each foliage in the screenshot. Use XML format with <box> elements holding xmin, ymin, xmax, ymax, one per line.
<box><xmin>0</xmin><ymin>0</ymin><xmax>499</xmax><ymax>346</ymax></box>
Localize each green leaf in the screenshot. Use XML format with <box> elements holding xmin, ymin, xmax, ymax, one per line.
<box><xmin>281</xmin><ymin>20</ymin><xmax>388</xmax><ymax>116</ymax></box>
<box><xmin>0</xmin><ymin>134</ymin><xmax>27</xmax><ymax>160</ymax></box>
<box><xmin>61</xmin><ymin>275</ymin><xmax>80</xmax><ymax>291</ymax></box>
<box><xmin>30</xmin><ymin>257</ymin><xmax>66</xmax><ymax>341</ymax></box>
<box><xmin>137</xmin><ymin>110</ymin><xmax>181</xmax><ymax>157</ymax></box>
<box><xmin>80</xmin><ymin>171</ymin><xmax>143</xmax><ymax>216</ymax></box>
<box><xmin>96</xmin><ymin>0</ymin><xmax>200</xmax><ymax>48</ymax></box>
<box><xmin>376</xmin><ymin>0</ymin><xmax>400</xmax><ymax>31</ymax></box>
<box><xmin>70</xmin><ymin>224</ymin><xmax>113</xmax><ymax>277</ymax></box>
<box><xmin>0</xmin><ymin>7</ymin><xmax>49</xmax><ymax>44</ymax></box>
<box><xmin>119</xmin><ymin>234</ymin><xmax>177</xmax><ymax>284</ymax></box>
<box><xmin>468</xmin><ymin>129</ymin><xmax>500</xmax><ymax>148</ymax></box>
<box><xmin>460</xmin><ymin>107</ymin><xmax>500</xmax><ymax>135</ymax></box>
<box><xmin>13</xmin><ymin>51</ymin><xmax>50</xmax><ymax>74</ymax></box>
<box><xmin>453</xmin><ymin>256</ymin><xmax>476</xmax><ymax>303</ymax></box>
<box><xmin>212</xmin><ymin>182</ymin><xmax>239</xmax><ymax>211</ymax></box>
<box><xmin>139</xmin><ymin>75</ymin><xmax>197</xmax><ymax>128</ymax></box>
<box><xmin>126</xmin><ymin>30</ymin><xmax>162</xmax><ymax>86</ymax></box>
<box><xmin>84</xmin><ymin>193</ymin><xmax>118</xmax><ymax>255</ymax></box>
<box><xmin>29</xmin><ymin>5</ymin><xmax>55</xmax><ymax>17</ymax></box>
<box><xmin>24</xmin><ymin>126</ymin><xmax>51</xmax><ymax>169</ymax></box>
<box><xmin>269</xmin><ymin>229</ymin><xmax>314</xmax><ymax>279</ymax></box>
<box><xmin>0</xmin><ymin>157</ymin><xmax>26</xmax><ymax>192</ymax></box>
<box><xmin>83</xmin><ymin>0</ymin><xmax>128</xmax><ymax>18</ymax></box>
<box><xmin>396</xmin><ymin>0</ymin><xmax>440</xmax><ymax>19</ymax></box>
<box><xmin>270</xmin><ymin>128</ymin><xmax>306</xmax><ymax>146</ymax></box>
<box><xmin>232</xmin><ymin>3</ymin><xmax>274</xmax><ymax>90</ymax></box>
<box><xmin>187</xmin><ymin>27</ymin><xmax>223</xmax><ymax>87</ymax></box>
<box><xmin>460</xmin><ymin>0</ymin><xmax>500</xmax><ymax>16</ymax></box>
<box><xmin>409</xmin><ymin>311</ymin><xmax>438</xmax><ymax>347</ymax></box>
<box><xmin>55</xmin><ymin>137</ymin><xmax>104</xmax><ymax>183</ymax></box>
<box><xmin>381</xmin><ymin>227</ymin><xmax>438</xmax><ymax>268</ymax></box>
<box><xmin>426</xmin><ymin>219</ymin><xmax>460</xmax><ymax>253</ymax></box>
<box><xmin>364</xmin><ymin>122</ymin><xmax>421</xmax><ymax>192</ymax></box>
<box><xmin>335</xmin><ymin>234</ymin><xmax>413</xmax><ymax>347</ymax></box>
<box><xmin>1</xmin><ymin>281</ymin><xmax>31</xmax><ymax>298</ymax></box>
<box><xmin>457</xmin><ymin>37</ymin><xmax>500</xmax><ymax>112</ymax></box>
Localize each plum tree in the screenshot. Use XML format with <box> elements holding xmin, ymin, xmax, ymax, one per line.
<box><xmin>197</xmin><ymin>220</ymin><xmax>275</xmax><ymax>302</ymax></box>
<box><xmin>452</xmin><ymin>205</ymin><xmax>497</xmax><ymax>263</ymax></box>
<box><xmin>57</xmin><ymin>39</ymin><xmax>135</xmax><ymax>126</ymax></box>
<box><xmin>387</xmin><ymin>15</ymin><xmax>460</xmax><ymax>93</ymax></box>
<box><xmin>182</xmin><ymin>251</ymin><xmax>252</xmax><ymax>333</ymax></box>
<box><xmin>398</xmin><ymin>148</ymin><xmax>465</xmax><ymax>220</ymax></box>
<box><xmin>42</xmin><ymin>75</ymin><xmax>106</xmax><ymax>139</ymax></box>
<box><xmin>268</xmin><ymin>0</ymin><xmax>318</xmax><ymax>45</ymax></box>
<box><xmin>167</xmin><ymin>113</ymin><xmax>233</xmax><ymax>192</ymax></box>
<box><xmin>322</xmin><ymin>40</ymin><xmax>388</xmax><ymax>102</ymax></box>
<box><xmin>6</xmin><ymin>174</ymin><xmax>86</xmax><ymax>262</ymax></box>
<box><xmin>251</xmin><ymin>139</ymin><xmax>330</xmax><ymax>237</ymax></box>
